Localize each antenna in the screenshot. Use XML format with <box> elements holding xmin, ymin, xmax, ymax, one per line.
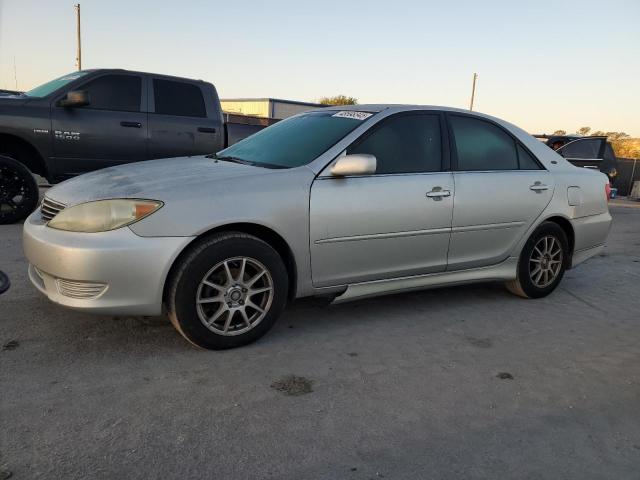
<box><xmin>75</xmin><ymin>4</ymin><xmax>82</xmax><ymax>70</ymax></box>
<box><xmin>469</xmin><ymin>73</ymin><xmax>478</xmax><ymax>111</ymax></box>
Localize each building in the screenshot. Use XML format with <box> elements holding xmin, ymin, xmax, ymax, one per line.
<box><xmin>220</xmin><ymin>98</ymin><xmax>326</xmax><ymax>120</ymax></box>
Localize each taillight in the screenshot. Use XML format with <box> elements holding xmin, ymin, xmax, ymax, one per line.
<box><xmin>605</xmin><ymin>182</ymin><xmax>612</xmax><ymax>200</ymax></box>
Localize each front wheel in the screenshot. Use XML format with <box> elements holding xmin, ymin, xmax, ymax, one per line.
<box><xmin>505</xmin><ymin>222</ymin><xmax>569</xmax><ymax>299</ymax></box>
<box><xmin>0</xmin><ymin>155</ymin><xmax>40</xmax><ymax>224</ymax></box>
<box><xmin>167</xmin><ymin>232</ymin><xmax>289</xmax><ymax>350</ymax></box>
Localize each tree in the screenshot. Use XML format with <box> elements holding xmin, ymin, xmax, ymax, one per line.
<box><xmin>318</xmin><ymin>95</ymin><xmax>358</xmax><ymax>106</ymax></box>
<box><xmin>553</xmin><ymin>129</ymin><xmax>566</xmax><ymax>135</ymax></box>
<box><xmin>577</xmin><ymin>126</ymin><xmax>591</xmax><ymax>136</ymax></box>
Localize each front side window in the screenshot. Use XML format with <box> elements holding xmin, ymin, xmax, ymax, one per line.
<box><xmin>153</xmin><ymin>79</ymin><xmax>206</xmax><ymax>117</ymax></box>
<box><xmin>76</xmin><ymin>74</ymin><xmax>141</xmax><ymax>112</ymax></box>
<box><xmin>217</xmin><ymin>110</ymin><xmax>371</xmax><ymax>169</ymax></box>
<box><xmin>348</xmin><ymin>114</ymin><xmax>442</xmax><ymax>174</ymax></box>
<box><xmin>557</xmin><ymin>138</ymin><xmax>604</xmax><ymax>159</ymax></box>
<box><xmin>450</xmin><ymin>115</ymin><xmax>518</xmax><ymax>171</ymax></box>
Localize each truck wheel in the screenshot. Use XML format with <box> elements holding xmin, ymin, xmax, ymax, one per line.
<box><xmin>0</xmin><ymin>155</ymin><xmax>40</xmax><ymax>224</ymax></box>
<box><xmin>505</xmin><ymin>222</ymin><xmax>569</xmax><ymax>299</ymax></box>
<box><xmin>167</xmin><ymin>232</ymin><xmax>289</xmax><ymax>350</ymax></box>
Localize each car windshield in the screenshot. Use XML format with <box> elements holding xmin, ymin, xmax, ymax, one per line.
<box><xmin>216</xmin><ymin>110</ymin><xmax>375</xmax><ymax>168</ymax></box>
<box><xmin>24</xmin><ymin>71</ymin><xmax>90</xmax><ymax>98</ymax></box>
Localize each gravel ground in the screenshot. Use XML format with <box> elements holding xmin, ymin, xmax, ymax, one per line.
<box><xmin>1</xmin><ymin>206</ymin><xmax>639</xmax><ymax>479</ymax></box>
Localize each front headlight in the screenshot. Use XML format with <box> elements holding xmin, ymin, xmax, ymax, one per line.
<box><xmin>48</xmin><ymin>199</ymin><xmax>163</xmax><ymax>232</ymax></box>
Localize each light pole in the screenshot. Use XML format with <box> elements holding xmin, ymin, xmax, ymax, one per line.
<box><xmin>75</xmin><ymin>4</ymin><xmax>82</xmax><ymax>70</ymax></box>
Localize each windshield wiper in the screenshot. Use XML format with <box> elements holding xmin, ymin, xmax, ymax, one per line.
<box><xmin>207</xmin><ymin>154</ymin><xmax>287</xmax><ymax>169</ymax></box>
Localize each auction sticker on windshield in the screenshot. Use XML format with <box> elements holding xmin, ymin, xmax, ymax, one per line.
<box><xmin>332</xmin><ymin>111</ymin><xmax>373</xmax><ymax>120</ymax></box>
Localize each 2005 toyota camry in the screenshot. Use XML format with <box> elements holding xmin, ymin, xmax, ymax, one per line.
<box><xmin>23</xmin><ymin>106</ymin><xmax>612</xmax><ymax>349</ymax></box>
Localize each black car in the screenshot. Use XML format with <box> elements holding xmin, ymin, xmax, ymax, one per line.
<box><xmin>535</xmin><ymin>134</ymin><xmax>618</xmax><ymax>182</ymax></box>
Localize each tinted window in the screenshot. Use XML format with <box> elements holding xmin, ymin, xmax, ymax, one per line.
<box><xmin>348</xmin><ymin>114</ymin><xmax>442</xmax><ymax>174</ymax></box>
<box><xmin>78</xmin><ymin>75</ymin><xmax>141</xmax><ymax>112</ymax></box>
<box><xmin>218</xmin><ymin>110</ymin><xmax>368</xmax><ymax>168</ymax></box>
<box><xmin>517</xmin><ymin>144</ymin><xmax>541</xmax><ymax>170</ymax></box>
<box><xmin>154</xmin><ymin>79</ymin><xmax>206</xmax><ymax>117</ymax></box>
<box><xmin>557</xmin><ymin>138</ymin><xmax>603</xmax><ymax>159</ymax></box>
<box><xmin>450</xmin><ymin>115</ymin><xmax>518</xmax><ymax>170</ymax></box>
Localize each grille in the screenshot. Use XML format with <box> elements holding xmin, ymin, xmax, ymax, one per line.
<box><xmin>41</xmin><ymin>196</ymin><xmax>66</xmax><ymax>222</ymax></box>
<box><xmin>56</xmin><ymin>278</ymin><xmax>108</xmax><ymax>299</ymax></box>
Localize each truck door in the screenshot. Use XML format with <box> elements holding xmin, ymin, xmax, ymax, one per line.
<box><xmin>50</xmin><ymin>73</ymin><xmax>148</xmax><ymax>177</ymax></box>
<box><xmin>148</xmin><ymin>78</ymin><xmax>222</xmax><ymax>159</ymax></box>
<box><xmin>555</xmin><ymin>137</ymin><xmax>613</xmax><ymax>175</ymax></box>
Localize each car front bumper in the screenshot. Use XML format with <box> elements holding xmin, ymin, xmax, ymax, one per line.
<box><xmin>23</xmin><ymin>212</ymin><xmax>194</xmax><ymax>316</ymax></box>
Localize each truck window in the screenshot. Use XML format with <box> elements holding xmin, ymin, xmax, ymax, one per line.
<box><xmin>77</xmin><ymin>74</ymin><xmax>142</xmax><ymax>112</ymax></box>
<box><xmin>153</xmin><ymin>79</ymin><xmax>206</xmax><ymax>117</ymax></box>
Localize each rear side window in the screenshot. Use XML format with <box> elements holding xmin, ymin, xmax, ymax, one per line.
<box><xmin>348</xmin><ymin>114</ymin><xmax>442</xmax><ymax>174</ymax></box>
<box><xmin>450</xmin><ymin>115</ymin><xmax>518</xmax><ymax>170</ymax></box>
<box><xmin>517</xmin><ymin>144</ymin><xmax>542</xmax><ymax>170</ymax></box>
<box><xmin>78</xmin><ymin>74</ymin><xmax>141</xmax><ymax>112</ymax></box>
<box><xmin>153</xmin><ymin>79</ymin><xmax>206</xmax><ymax>117</ymax></box>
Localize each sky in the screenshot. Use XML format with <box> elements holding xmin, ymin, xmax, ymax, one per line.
<box><xmin>1</xmin><ymin>0</ymin><xmax>639</xmax><ymax>136</ymax></box>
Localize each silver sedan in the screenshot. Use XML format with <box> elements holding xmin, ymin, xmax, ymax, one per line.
<box><xmin>23</xmin><ymin>106</ymin><xmax>612</xmax><ymax>349</ymax></box>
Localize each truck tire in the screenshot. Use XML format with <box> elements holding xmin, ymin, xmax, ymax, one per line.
<box><xmin>167</xmin><ymin>232</ymin><xmax>289</xmax><ymax>350</ymax></box>
<box><xmin>0</xmin><ymin>155</ymin><xmax>40</xmax><ymax>224</ymax></box>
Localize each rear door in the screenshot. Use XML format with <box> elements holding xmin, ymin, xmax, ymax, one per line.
<box><xmin>446</xmin><ymin>113</ymin><xmax>554</xmax><ymax>270</ymax></box>
<box><xmin>556</xmin><ymin>137</ymin><xmax>608</xmax><ymax>172</ymax></box>
<box><xmin>50</xmin><ymin>73</ymin><xmax>148</xmax><ymax>176</ymax></box>
<box><xmin>148</xmin><ymin>78</ymin><xmax>222</xmax><ymax>158</ymax></box>
<box><xmin>310</xmin><ymin>112</ymin><xmax>454</xmax><ymax>287</ymax></box>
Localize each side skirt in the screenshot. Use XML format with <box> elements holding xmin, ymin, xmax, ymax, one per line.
<box><xmin>331</xmin><ymin>257</ymin><xmax>518</xmax><ymax>304</ymax></box>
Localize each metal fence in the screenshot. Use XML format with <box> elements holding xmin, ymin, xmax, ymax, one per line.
<box><xmin>612</xmin><ymin>158</ymin><xmax>640</xmax><ymax>196</ymax></box>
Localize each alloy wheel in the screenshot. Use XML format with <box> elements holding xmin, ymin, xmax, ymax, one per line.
<box><xmin>529</xmin><ymin>235</ymin><xmax>563</xmax><ymax>288</ymax></box>
<box><xmin>196</xmin><ymin>257</ymin><xmax>274</xmax><ymax>336</ymax></box>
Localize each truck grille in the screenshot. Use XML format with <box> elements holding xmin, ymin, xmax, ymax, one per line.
<box><xmin>41</xmin><ymin>196</ymin><xmax>66</xmax><ymax>222</ymax></box>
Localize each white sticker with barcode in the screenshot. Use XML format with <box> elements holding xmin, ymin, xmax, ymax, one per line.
<box><xmin>332</xmin><ymin>111</ymin><xmax>373</xmax><ymax>121</ymax></box>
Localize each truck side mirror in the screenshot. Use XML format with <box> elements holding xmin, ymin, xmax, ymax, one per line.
<box><xmin>330</xmin><ymin>154</ymin><xmax>377</xmax><ymax>176</ymax></box>
<box><xmin>58</xmin><ymin>90</ymin><xmax>89</xmax><ymax>108</ymax></box>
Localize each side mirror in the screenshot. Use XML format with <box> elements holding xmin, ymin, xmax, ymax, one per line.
<box><xmin>330</xmin><ymin>154</ymin><xmax>376</xmax><ymax>177</ymax></box>
<box><xmin>58</xmin><ymin>90</ymin><xmax>89</xmax><ymax>108</ymax></box>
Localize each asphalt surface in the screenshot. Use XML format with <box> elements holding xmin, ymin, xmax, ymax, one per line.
<box><xmin>1</xmin><ymin>205</ymin><xmax>639</xmax><ymax>479</ymax></box>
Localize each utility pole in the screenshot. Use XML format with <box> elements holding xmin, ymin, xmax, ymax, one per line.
<box><xmin>469</xmin><ymin>72</ymin><xmax>478</xmax><ymax>111</ymax></box>
<box><xmin>75</xmin><ymin>4</ymin><xmax>82</xmax><ymax>70</ymax></box>
<box><xmin>13</xmin><ymin>57</ymin><xmax>18</xmax><ymax>90</ymax></box>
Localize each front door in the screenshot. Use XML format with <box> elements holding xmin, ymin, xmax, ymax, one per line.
<box><xmin>445</xmin><ymin>113</ymin><xmax>554</xmax><ymax>270</ymax></box>
<box><xmin>50</xmin><ymin>73</ymin><xmax>148</xmax><ymax>177</ymax></box>
<box><xmin>310</xmin><ymin>112</ymin><xmax>454</xmax><ymax>287</ymax></box>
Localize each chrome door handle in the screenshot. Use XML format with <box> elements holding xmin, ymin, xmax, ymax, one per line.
<box><xmin>530</xmin><ymin>182</ymin><xmax>549</xmax><ymax>192</ymax></box>
<box><xmin>426</xmin><ymin>188</ymin><xmax>451</xmax><ymax>199</ymax></box>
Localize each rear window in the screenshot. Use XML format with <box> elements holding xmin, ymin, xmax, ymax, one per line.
<box><xmin>153</xmin><ymin>79</ymin><xmax>206</xmax><ymax>117</ymax></box>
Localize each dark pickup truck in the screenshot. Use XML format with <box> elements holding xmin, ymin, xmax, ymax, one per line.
<box><xmin>0</xmin><ymin>69</ymin><xmax>271</xmax><ymax>223</ymax></box>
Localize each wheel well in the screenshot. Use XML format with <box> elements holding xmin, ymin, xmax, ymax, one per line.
<box><xmin>163</xmin><ymin>223</ymin><xmax>298</xmax><ymax>305</ymax></box>
<box><xmin>0</xmin><ymin>134</ymin><xmax>48</xmax><ymax>178</ymax></box>
<box><xmin>544</xmin><ymin>216</ymin><xmax>575</xmax><ymax>255</ymax></box>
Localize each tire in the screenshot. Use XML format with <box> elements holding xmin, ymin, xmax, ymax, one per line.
<box><xmin>167</xmin><ymin>232</ymin><xmax>289</xmax><ymax>350</ymax></box>
<box><xmin>0</xmin><ymin>155</ymin><xmax>40</xmax><ymax>224</ymax></box>
<box><xmin>505</xmin><ymin>221</ymin><xmax>569</xmax><ymax>299</ymax></box>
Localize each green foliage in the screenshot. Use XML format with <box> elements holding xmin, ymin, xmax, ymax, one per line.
<box><xmin>318</xmin><ymin>95</ymin><xmax>358</xmax><ymax>106</ymax></box>
<box><xmin>553</xmin><ymin>129</ymin><xmax>566</xmax><ymax>135</ymax></box>
<box><xmin>577</xmin><ymin>126</ymin><xmax>591</xmax><ymax>136</ymax></box>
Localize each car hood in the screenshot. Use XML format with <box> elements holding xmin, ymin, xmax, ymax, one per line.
<box><xmin>46</xmin><ymin>156</ymin><xmax>285</xmax><ymax>206</ymax></box>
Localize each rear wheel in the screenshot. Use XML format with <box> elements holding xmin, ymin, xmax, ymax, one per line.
<box><xmin>167</xmin><ymin>232</ymin><xmax>288</xmax><ymax>350</ymax></box>
<box><xmin>0</xmin><ymin>155</ymin><xmax>39</xmax><ymax>224</ymax></box>
<box><xmin>506</xmin><ymin>222</ymin><xmax>569</xmax><ymax>298</ymax></box>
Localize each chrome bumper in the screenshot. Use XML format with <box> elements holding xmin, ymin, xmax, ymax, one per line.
<box><xmin>23</xmin><ymin>212</ymin><xmax>194</xmax><ymax>315</ymax></box>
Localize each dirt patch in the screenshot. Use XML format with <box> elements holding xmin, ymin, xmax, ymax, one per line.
<box><xmin>271</xmin><ymin>375</ymin><xmax>314</xmax><ymax>396</ymax></box>
<box><xmin>496</xmin><ymin>372</ymin><xmax>514</xmax><ymax>380</ymax></box>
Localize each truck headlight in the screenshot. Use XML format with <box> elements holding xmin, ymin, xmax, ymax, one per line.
<box><xmin>48</xmin><ymin>199</ymin><xmax>163</xmax><ymax>232</ymax></box>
